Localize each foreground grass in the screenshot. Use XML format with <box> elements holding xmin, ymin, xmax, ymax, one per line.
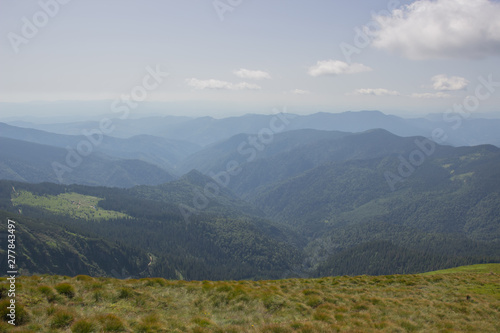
<box><xmin>1</xmin><ymin>265</ymin><xmax>499</xmax><ymax>332</ymax></box>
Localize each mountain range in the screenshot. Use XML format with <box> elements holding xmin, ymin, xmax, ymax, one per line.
<box><xmin>7</xmin><ymin>110</ymin><xmax>500</xmax><ymax>147</ymax></box>
<box><xmin>0</xmin><ymin>110</ymin><xmax>499</xmax><ymax>279</ymax></box>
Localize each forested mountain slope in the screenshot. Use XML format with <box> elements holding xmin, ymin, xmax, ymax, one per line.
<box><xmin>0</xmin><ymin>174</ymin><xmax>303</xmax><ymax>280</ymax></box>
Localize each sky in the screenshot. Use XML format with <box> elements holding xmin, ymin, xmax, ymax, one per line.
<box><xmin>1</xmin><ymin>0</ymin><xmax>500</xmax><ymax>119</ymax></box>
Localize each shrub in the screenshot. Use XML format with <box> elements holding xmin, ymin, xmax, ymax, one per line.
<box><xmin>55</xmin><ymin>283</ymin><xmax>76</xmax><ymax>298</ymax></box>
<box><xmin>312</xmin><ymin>310</ymin><xmax>331</xmax><ymax>322</ymax></box>
<box><xmin>0</xmin><ymin>298</ymin><xmax>29</xmax><ymax>325</ymax></box>
<box><xmin>262</xmin><ymin>295</ymin><xmax>286</xmax><ymax>312</ymax></box>
<box><xmin>37</xmin><ymin>285</ymin><xmax>53</xmax><ymax>295</ymax></box>
<box><xmin>72</xmin><ymin>319</ymin><xmax>97</xmax><ymax>333</ymax></box>
<box><xmin>51</xmin><ymin>309</ymin><xmax>74</xmax><ymax>328</ymax></box>
<box><xmin>90</xmin><ymin>282</ymin><xmax>104</xmax><ymax>290</ymax></box>
<box><xmin>38</xmin><ymin>285</ymin><xmax>57</xmax><ymax>302</ymax></box>
<box><xmin>302</xmin><ymin>289</ymin><xmax>320</xmax><ymax>296</ymax></box>
<box><xmin>46</xmin><ymin>306</ymin><xmax>57</xmax><ymax>316</ymax></box>
<box><xmin>118</xmin><ymin>287</ymin><xmax>134</xmax><ymax>299</ymax></box>
<box><xmin>135</xmin><ymin>313</ymin><xmax>163</xmax><ymax>333</ymax></box>
<box><xmin>141</xmin><ymin>313</ymin><xmax>160</xmax><ymax>325</ymax></box>
<box><xmin>144</xmin><ymin>278</ymin><xmax>166</xmax><ymax>287</ymax></box>
<box><xmin>305</xmin><ymin>296</ymin><xmax>323</xmax><ymax>308</ymax></box>
<box><xmin>97</xmin><ymin>314</ymin><xmax>126</xmax><ymax>332</ymax></box>
<box><xmin>93</xmin><ymin>291</ymin><xmax>103</xmax><ymax>302</ymax></box>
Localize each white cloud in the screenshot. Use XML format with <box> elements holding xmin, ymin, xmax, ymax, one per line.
<box><xmin>371</xmin><ymin>0</ymin><xmax>500</xmax><ymax>59</ymax></box>
<box><xmin>231</xmin><ymin>82</ymin><xmax>262</xmax><ymax>90</ymax></box>
<box><xmin>233</xmin><ymin>69</ymin><xmax>271</xmax><ymax>80</ymax></box>
<box><xmin>350</xmin><ymin>88</ymin><xmax>400</xmax><ymax>96</ymax></box>
<box><xmin>411</xmin><ymin>92</ymin><xmax>452</xmax><ymax>99</ymax></box>
<box><xmin>308</xmin><ymin>59</ymin><xmax>372</xmax><ymax>77</ymax></box>
<box><xmin>290</xmin><ymin>89</ymin><xmax>310</xmax><ymax>95</ymax></box>
<box><xmin>431</xmin><ymin>74</ymin><xmax>469</xmax><ymax>91</ymax></box>
<box><xmin>186</xmin><ymin>78</ymin><xmax>261</xmax><ymax>90</ymax></box>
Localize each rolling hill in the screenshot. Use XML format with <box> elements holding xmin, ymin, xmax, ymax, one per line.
<box><xmin>0</xmin><ymin>137</ymin><xmax>175</xmax><ymax>188</ymax></box>
<box><xmin>0</xmin><ymin>122</ymin><xmax>201</xmax><ymax>174</ymax></box>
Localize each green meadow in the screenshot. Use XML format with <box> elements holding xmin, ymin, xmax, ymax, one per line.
<box><xmin>11</xmin><ymin>191</ymin><xmax>129</xmax><ymax>220</ymax></box>
<box><xmin>1</xmin><ymin>264</ymin><xmax>499</xmax><ymax>332</ymax></box>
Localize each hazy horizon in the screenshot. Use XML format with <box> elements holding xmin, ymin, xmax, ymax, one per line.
<box><xmin>1</xmin><ymin>100</ymin><xmax>500</xmax><ymax>124</ymax></box>
<box><xmin>2</xmin><ymin>0</ymin><xmax>500</xmax><ymax>119</ymax></box>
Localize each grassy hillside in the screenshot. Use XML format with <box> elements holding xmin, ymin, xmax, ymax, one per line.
<box><xmin>421</xmin><ymin>263</ymin><xmax>500</xmax><ymax>275</ymax></box>
<box><xmin>1</xmin><ymin>264</ymin><xmax>499</xmax><ymax>332</ymax></box>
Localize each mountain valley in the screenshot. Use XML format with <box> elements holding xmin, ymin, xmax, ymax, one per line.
<box><xmin>1</xmin><ymin>111</ymin><xmax>499</xmax><ymax>281</ymax></box>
